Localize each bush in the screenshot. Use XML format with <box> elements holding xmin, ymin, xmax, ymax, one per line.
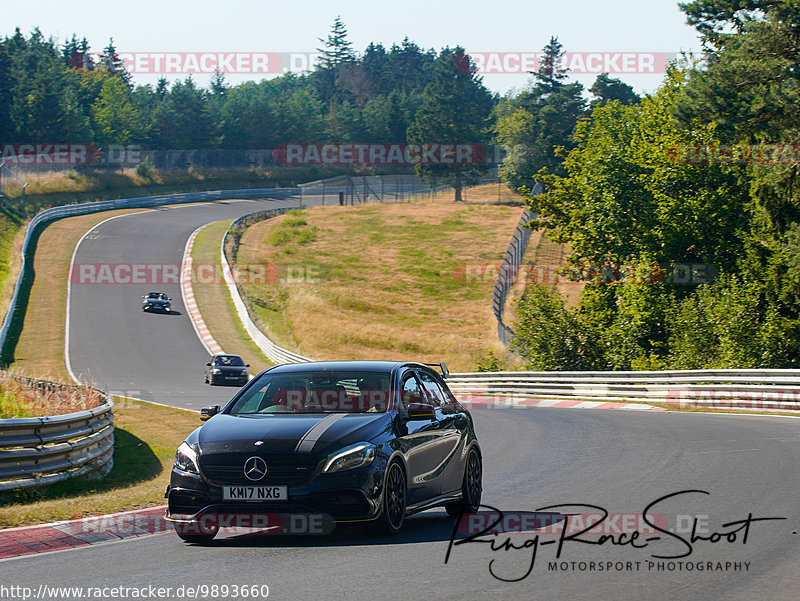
<box><xmin>512</xmin><ymin>285</ymin><xmax>599</xmax><ymax>370</ymax></box>
<box><xmin>668</xmin><ymin>275</ymin><xmax>799</xmax><ymax>368</ymax></box>
<box><xmin>475</xmin><ymin>349</ymin><xmax>502</xmax><ymax>372</ymax></box>
<box><xmin>599</xmin><ymin>282</ymin><xmax>674</xmax><ymax>370</ymax></box>
<box><xmin>135</xmin><ymin>157</ymin><xmax>155</xmax><ymax>179</ymax></box>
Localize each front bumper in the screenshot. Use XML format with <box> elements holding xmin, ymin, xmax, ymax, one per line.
<box><xmin>208</xmin><ymin>373</ymin><xmax>248</xmax><ymax>385</ymax></box>
<box><xmin>166</xmin><ymin>461</ymin><xmax>385</xmax><ymax>525</ymax></box>
<box><xmin>143</xmin><ymin>303</ymin><xmax>171</xmax><ymax>312</ymax></box>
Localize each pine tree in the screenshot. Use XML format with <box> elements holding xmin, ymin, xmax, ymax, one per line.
<box><xmin>533</xmin><ymin>36</ymin><xmax>569</xmax><ymax>91</ymax></box>
<box><xmin>155</xmin><ymin>77</ymin><xmax>168</xmax><ymax>98</ymax></box>
<box><xmin>100</xmin><ymin>38</ymin><xmax>132</xmax><ymax>87</ymax></box>
<box><xmin>407</xmin><ymin>47</ymin><xmax>494</xmax><ymax>201</ymax></box>
<box><xmin>316</xmin><ymin>16</ymin><xmax>355</xmax><ymax>70</ymax></box>
<box><xmin>210</xmin><ymin>69</ymin><xmax>228</xmax><ymax>97</ymax></box>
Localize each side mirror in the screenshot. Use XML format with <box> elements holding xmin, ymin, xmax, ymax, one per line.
<box><xmin>407</xmin><ymin>402</ymin><xmax>436</xmax><ymax>420</ymax></box>
<box><xmin>245</xmin><ymin>364</ymin><xmax>250</xmax><ymax>367</ymax></box>
<box><xmin>168</xmin><ymin>298</ymin><xmax>172</xmax><ymax>301</ymax></box>
<box><xmin>200</xmin><ymin>405</ymin><xmax>220</xmax><ymax>421</ymax></box>
<box><xmin>206</xmin><ymin>362</ymin><xmax>212</xmax><ymax>366</ymax></box>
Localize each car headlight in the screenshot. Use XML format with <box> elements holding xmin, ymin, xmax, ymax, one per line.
<box><xmin>211</xmin><ymin>368</ymin><xmax>221</xmax><ymax>374</ymax></box>
<box><xmin>323</xmin><ymin>442</ymin><xmax>376</xmax><ymax>473</ymax></box>
<box><xmin>174</xmin><ymin>441</ymin><xmax>200</xmax><ymax>474</ymax></box>
<box><xmin>240</xmin><ymin>370</ymin><xmax>248</xmax><ymax>376</ymax></box>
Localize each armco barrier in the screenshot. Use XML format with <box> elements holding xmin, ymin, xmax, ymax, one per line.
<box><xmin>0</xmin><ymin>383</ymin><xmax>114</xmax><ymax>492</ymax></box>
<box><xmin>446</xmin><ymin>369</ymin><xmax>800</xmax><ymax>411</ymax></box>
<box><xmin>0</xmin><ymin>187</ymin><xmax>299</xmax><ymax>359</ymax></box>
<box><xmin>221</xmin><ymin>210</ymin><xmax>312</xmax><ymax>364</ymax></box>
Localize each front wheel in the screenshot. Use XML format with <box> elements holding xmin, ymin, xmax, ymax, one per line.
<box><xmin>173</xmin><ymin>520</ymin><xmax>219</xmax><ymax>544</ymax></box>
<box><xmin>446</xmin><ymin>448</ymin><xmax>482</xmax><ymax>517</ymax></box>
<box><xmin>375</xmin><ymin>461</ymin><xmax>406</xmax><ymax>535</ymax></box>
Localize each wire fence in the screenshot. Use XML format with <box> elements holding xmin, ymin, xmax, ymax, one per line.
<box><xmin>298</xmin><ymin>174</ymin><xmax>449</xmax><ymax>205</ymax></box>
<box><xmin>492</xmin><ymin>182</ymin><xmax>542</xmax><ymax>347</ymax></box>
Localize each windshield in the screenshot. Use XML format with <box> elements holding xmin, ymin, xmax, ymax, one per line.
<box><xmin>229</xmin><ymin>371</ymin><xmax>392</xmax><ymax>414</ymax></box>
<box><xmin>147</xmin><ymin>293</ymin><xmax>167</xmax><ymax>300</ymax></box>
<box><xmin>214</xmin><ymin>355</ymin><xmax>245</xmax><ymax>366</ymax></box>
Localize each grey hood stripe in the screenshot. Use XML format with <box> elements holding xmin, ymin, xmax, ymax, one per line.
<box><xmin>294</xmin><ymin>414</ymin><xmax>346</xmax><ymax>453</ymax></box>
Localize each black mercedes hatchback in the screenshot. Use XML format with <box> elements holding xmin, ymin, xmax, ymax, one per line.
<box><xmin>166</xmin><ymin>360</ymin><xmax>482</xmax><ymax>543</ymax></box>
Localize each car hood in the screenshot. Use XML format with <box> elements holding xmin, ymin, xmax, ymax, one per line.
<box><xmin>211</xmin><ymin>365</ymin><xmax>246</xmax><ymax>371</ymax></box>
<box><xmin>144</xmin><ymin>299</ymin><xmax>169</xmax><ymax>303</ymax></box>
<box><xmin>195</xmin><ymin>412</ymin><xmax>392</xmax><ymax>454</ymax></box>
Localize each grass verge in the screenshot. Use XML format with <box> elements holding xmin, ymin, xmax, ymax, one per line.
<box><xmin>235</xmin><ymin>195</ymin><xmax>524</xmax><ymax>372</ymax></box>
<box><xmin>0</xmin><ymin>398</ymin><xmax>200</xmax><ymax>528</ymax></box>
<box><xmin>8</xmin><ymin>209</ymin><xmax>147</xmax><ymax>379</ymax></box>
<box><xmin>190</xmin><ymin>221</ymin><xmax>273</xmax><ymax>373</ymax></box>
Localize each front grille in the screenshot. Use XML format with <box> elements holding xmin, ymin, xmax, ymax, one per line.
<box><xmin>199</xmin><ymin>453</ymin><xmax>321</xmax><ymax>486</ymax></box>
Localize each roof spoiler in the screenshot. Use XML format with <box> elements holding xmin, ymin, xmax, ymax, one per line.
<box><xmin>424</xmin><ymin>362</ymin><xmax>449</xmax><ymax>379</ymax></box>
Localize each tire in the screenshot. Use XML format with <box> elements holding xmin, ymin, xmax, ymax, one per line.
<box><xmin>173</xmin><ymin>520</ymin><xmax>219</xmax><ymax>544</ymax></box>
<box><xmin>445</xmin><ymin>448</ymin><xmax>482</xmax><ymax>517</ymax></box>
<box><xmin>375</xmin><ymin>461</ymin><xmax>406</xmax><ymax>535</ymax></box>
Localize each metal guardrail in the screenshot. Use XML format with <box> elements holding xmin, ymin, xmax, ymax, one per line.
<box><xmin>0</xmin><ymin>187</ymin><xmax>299</xmax><ymax>358</ymax></box>
<box><xmin>221</xmin><ymin>210</ymin><xmax>312</xmax><ymax>365</ymax></box>
<box><xmin>492</xmin><ymin>182</ymin><xmax>542</xmax><ymax>346</ymax></box>
<box><xmin>298</xmin><ymin>174</ymin><xmax>445</xmax><ymax>205</ymax></box>
<box><xmin>446</xmin><ymin>369</ymin><xmax>800</xmax><ymax>410</ymax></box>
<box><xmin>0</xmin><ymin>383</ymin><xmax>114</xmax><ymax>492</ymax></box>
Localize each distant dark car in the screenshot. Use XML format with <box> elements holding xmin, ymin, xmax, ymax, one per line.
<box><xmin>166</xmin><ymin>360</ymin><xmax>482</xmax><ymax>543</ymax></box>
<box><xmin>205</xmin><ymin>354</ymin><xmax>250</xmax><ymax>386</ymax></box>
<box><xmin>142</xmin><ymin>292</ymin><xmax>172</xmax><ymax>313</ymax></box>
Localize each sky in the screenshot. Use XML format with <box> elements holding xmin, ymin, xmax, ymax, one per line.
<box><xmin>3</xmin><ymin>0</ymin><xmax>704</xmax><ymax>95</ymax></box>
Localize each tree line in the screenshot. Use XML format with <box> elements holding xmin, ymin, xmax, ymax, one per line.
<box><xmin>513</xmin><ymin>0</ymin><xmax>800</xmax><ymax>370</ymax></box>
<box><xmin>0</xmin><ymin>20</ymin><xmax>631</xmax><ymax>159</ymax></box>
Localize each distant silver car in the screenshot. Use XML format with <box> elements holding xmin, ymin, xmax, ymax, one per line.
<box><xmin>205</xmin><ymin>354</ymin><xmax>250</xmax><ymax>386</ymax></box>
<box><xmin>142</xmin><ymin>292</ymin><xmax>172</xmax><ymax>312</ymax></box>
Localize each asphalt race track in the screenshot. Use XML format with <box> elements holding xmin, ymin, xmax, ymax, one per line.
<box><xmin>3</xmin><ymin>408</ymin><xmax>800</xmax><ymax>600</ymax></box>
<box><xmin>66</xmin><ymin>197</ymin><xmax>305</xmax><ymax>409</ymax></box>
<box><xmin>5</xmin><ymin>197</ymin><xmax>799</xmax><ymax>600</ymax></box>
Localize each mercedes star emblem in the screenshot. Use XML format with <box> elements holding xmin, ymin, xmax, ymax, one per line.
<box><xmin>243</xmin><ymin>456</ymin><xmax>268</xmax><ymax>481</ymax></box>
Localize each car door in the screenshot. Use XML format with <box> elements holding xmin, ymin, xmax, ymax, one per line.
<box><xmin>417</xmin><ymin>369</ymin><xmax>468</xmax><ymax>496</ymax></box>
<box><xmin>396</xmin><ymin>371</ymin><xmax>446</xmax><ymax>504</ymax></box>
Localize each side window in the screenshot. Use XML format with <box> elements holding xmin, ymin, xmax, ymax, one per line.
<box><xmin>401</xmin><ymin>374</ymin><xmax>424</xmax><ymax>409</ymax></box>
<box><xmin>417</xmin><ymin>371</ymin><xmax>445</xmax><ymax>407</ymax></box>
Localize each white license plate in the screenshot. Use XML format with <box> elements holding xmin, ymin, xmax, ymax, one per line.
<box><xmin>223</xmin><ymin>485</ymin><xmax>287</xmax><ymax>501</ymax></box>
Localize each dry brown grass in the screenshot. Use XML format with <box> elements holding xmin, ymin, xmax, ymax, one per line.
<box><xmin>236</xmin><ymin>194</ymin><xmax>529</xmax><ymax>372</ymax></box>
